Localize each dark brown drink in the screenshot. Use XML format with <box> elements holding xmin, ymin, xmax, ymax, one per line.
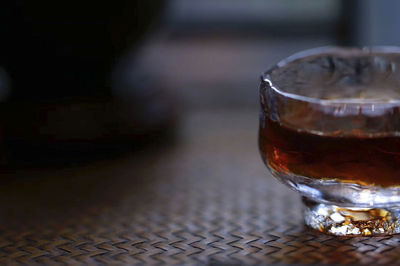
<box><xmin>259</xmin><ymin>47</ymin><xmax>400</xmax><ymax>236</ymax></box>
<box><xmin>259</xmin><ymin>117</ymin><xmax>400</xmax><ymax>187</ymax></box>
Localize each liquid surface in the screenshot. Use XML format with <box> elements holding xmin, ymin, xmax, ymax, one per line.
<box><xmin>259</xmin><ymin>117</ymin><xmax>400</xmax><ymax>187</ymax></box>
<box><xmin>269</xmin><ymin>53</ymin><xmax>400</xmax><ymax>100</ymax></box>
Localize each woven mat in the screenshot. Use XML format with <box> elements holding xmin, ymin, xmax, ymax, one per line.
<box><xmin>0</xmin><ymin>110</ymin><xmax>399</xmax><ymax>265</ymax></box>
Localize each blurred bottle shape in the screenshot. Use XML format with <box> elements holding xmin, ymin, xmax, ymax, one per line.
<box><xmin>0</xmin><ymin>0</ymin><xmax>177</xmax><ymax>166</ymax></box>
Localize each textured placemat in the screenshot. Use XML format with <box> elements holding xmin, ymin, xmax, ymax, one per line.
<box><xmin>0</xmin><ymin>110</ymin><xmax>399</xmax><ymax>265</ymax></box>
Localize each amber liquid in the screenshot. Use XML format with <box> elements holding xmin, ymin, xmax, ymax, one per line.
<box><xmin>259</xmin><ymin>117</ymin><xmax>400</xmax><ymax>187</ymax></box>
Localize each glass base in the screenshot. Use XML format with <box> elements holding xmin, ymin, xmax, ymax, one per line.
<box><xmin>303</xmin><ymin>197</ymin><xmax>400</xmax><ymax>236</ymax></box>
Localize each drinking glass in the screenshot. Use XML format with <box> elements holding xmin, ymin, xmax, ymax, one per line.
<box><xmin>259</xmin><ymin>47</ymin><xmax>400</xmax><ymax>236</ymax></box>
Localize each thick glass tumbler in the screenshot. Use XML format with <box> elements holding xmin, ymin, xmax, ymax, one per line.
<box><xmin>259</xmin><ymin>47</ymin><xmax>400</xmax><ymax>236</ymax></box>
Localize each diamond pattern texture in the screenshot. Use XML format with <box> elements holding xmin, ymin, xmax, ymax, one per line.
<box><xmin>0</xmin><ymin>111</ymin><xmax>400</xmax><ymax>265</ymax></box>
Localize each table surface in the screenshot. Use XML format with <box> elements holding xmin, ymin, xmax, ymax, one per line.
<box><xmin>0</xmin><ymin>110</ymin><xmax>399</xmax><ymax>265</ymax></box>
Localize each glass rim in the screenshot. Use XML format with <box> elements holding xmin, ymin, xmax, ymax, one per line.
<box><xmin>262</xmin><ymin>46</ymin><xmax>400</xmax><ymax>107</ymax></box>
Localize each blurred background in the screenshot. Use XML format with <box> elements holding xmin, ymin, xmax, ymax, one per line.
<box><xmin>0</xmin><ymin>0</ymin><xmax>398</xmax><ymax>167</ymax></box>
<box><xmin>1</xmin><ymin>1</ymin><xmax>400</xmax><ymax>263</ymax></box>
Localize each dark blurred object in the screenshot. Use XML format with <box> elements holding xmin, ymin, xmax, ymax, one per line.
<box><xmin>167</xmin><ymin>0</ymin><xmax>342</xmax><ymax>38</ymax></box>
<box><xmin>341</xmin><ymin>0</ymin><xmax>400</xmax><ymax>46</ymax></box>
<box><xmin>0</xmin><ymin>1</ymin><xmax>176</xmax><ymax>166</ymax></box>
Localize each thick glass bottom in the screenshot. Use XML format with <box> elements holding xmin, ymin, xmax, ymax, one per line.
<box><xmin>303</xmin><ymin>197</ymin><xmax>400</xmax><ymax>236</ymax></box>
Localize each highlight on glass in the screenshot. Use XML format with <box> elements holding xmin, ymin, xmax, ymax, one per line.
<box><xmin>259</xmin><ymin>46</ymin><xmax>400</xmax><ymax>236</ymax></box>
